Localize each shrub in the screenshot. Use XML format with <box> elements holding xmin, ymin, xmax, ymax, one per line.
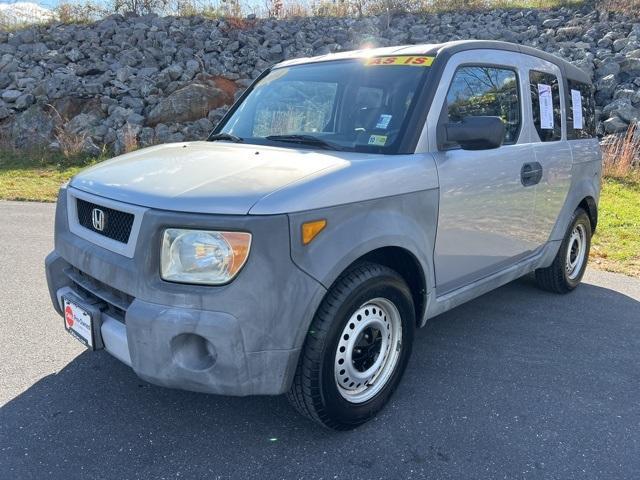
<box><xmin>112</xmin><ymin>0</ymin><xmax>173</xmax><ymax>15</ymax></box>
<box><xmin>56</xmin><ymin>2</ymin><xmax>107</xmax><ymax>24</ymax></box>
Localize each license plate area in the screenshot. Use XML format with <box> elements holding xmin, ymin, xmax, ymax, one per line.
<box><xmin>63</xmin><ymin>296</ymin><xmax>97</xmax><ymax>350</ymax></box>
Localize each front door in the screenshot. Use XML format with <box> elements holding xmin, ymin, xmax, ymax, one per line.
<box><xmin>429</xmin><ymin>52</ymin><xmax>541</xmax><ymax>294</ymax></box>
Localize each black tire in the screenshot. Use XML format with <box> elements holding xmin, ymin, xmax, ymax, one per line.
<box><xmin>535</xmin><ymin>207</ymin><xmax>592</xmax><ymax>294</ymax></box>
<box><xmin>288</xmin><ymin>261</ymin><xmax>415</xmax><ymax>430</ymax></box>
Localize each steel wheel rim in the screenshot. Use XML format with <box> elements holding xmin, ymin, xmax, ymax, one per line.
<box><xmin>334</xmin><ymin>297</ymin><xmax>402</xmax><ymax>404</ymax></box>
<box><xmin>566</xmin><ymin>223</ymin><xmax>587</xmax><ymax>280</ymax></box>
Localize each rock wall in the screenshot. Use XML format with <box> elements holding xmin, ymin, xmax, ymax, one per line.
<box><xmin>0</xmin><ymin>5</ymin><xmax>638</xmax><ymax>155</ymax></box>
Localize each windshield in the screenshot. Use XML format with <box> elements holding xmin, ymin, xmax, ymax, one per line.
<box><xmin>216</xmin><ymin>57</ymin><xmax>432</xmax><ymax>153</ymax></box>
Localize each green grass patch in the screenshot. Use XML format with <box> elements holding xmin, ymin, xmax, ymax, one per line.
<box><xmin>0</xmin><ymin>150</ymin><xmax>99</xmax><ymax>202</ymax></box>
<box><xmin>591</xmin><ymin>176</ymin><xmax>640</xmax><ymax>277</ymax></box>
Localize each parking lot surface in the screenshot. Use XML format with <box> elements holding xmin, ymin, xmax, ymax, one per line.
<box><xmin>1</xmin><ymin>201</ymin><xmax>639</xmax><ymax>479</ymax></box>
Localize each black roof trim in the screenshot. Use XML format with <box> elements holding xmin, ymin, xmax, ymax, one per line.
<box><xmin>422</xmin><ymin>40</ymin><xmax>591</xmax><ymax>84</ymax></box>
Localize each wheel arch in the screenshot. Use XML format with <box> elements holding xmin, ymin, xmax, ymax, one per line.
<box><xmin>548</xmin><ymin>174</ymin><xmax>600</xmax><ymax>243</ymax></box>
<box><xmin>332</xmin><ymin>246</ymin><xmax>429</xmax><ymax>327</ymax></box>
<box><xmin>578</xmin><ymin>195</ymin><xmax>598</xmax><ymax>233</ymax></box>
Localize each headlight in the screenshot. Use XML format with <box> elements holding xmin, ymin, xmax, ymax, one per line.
<box><xmin>161</xmin><ymin>229</ymin><xmax>252</xmax><ymax>285</ymax></box>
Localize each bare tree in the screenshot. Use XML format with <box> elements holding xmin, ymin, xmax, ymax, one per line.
<box><xmin>112</xmin><ymin>0</ymin><xmax>172</xmax><ymax>16</ymax></box>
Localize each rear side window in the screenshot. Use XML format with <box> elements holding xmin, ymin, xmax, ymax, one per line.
<box><xmin>529</xmin><ymin>71</ymin><xmax>562</xmax><ymax>142</ymax></box>
<box><xmin>567</xmin><ymin>80</ymin><xmax>596</xmax><ymax>139</ymax></box>
<box><xmin>444</xmin><ymin>65</ymin><xmax>521</xmax><ymax>146</ymax></box>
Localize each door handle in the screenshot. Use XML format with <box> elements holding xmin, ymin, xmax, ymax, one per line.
<box><xmin>521</xmin><ymin>162</ymin><xmax>543</xmax><ymax>187</ymax></box>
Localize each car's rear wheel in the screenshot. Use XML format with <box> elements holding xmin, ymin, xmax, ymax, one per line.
<box><xmin>287</xmin><ymin>262</ymin><xmax>415</xmax><ymax>430</ymax></box>
<box><xmin>535</xmin><ymin>207</ymin><xmax>592</xmax><ymax>294</ymax></box>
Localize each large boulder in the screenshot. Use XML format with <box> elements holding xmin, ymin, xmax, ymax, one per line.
<box><xmin>0</xmin><ymin>102</ymin><xmax>11</xmax><ymax>120</ymax></box>
<box><xmin>603</xmin><ymin>116</ymin><xmax>628</xmax><ymax>134</ymax></box>
<box><xmin>595</xmin><ymin>74</ymin><xmax>618</xmax><ymax>104</ymax></box>
<box><xmin>620</xmin><ymin>58</ymin><xmax>640</xmax><ymax>77</ymax></box>
<box><xmin>556</xmin><ymin>26</ymin><xmax>583</xmax><ymax>40</ymax></box>
<box><xmin>10</xmin><ymin>105</ymin><xmax>56</xmax><ymax>149</ymax></box>
<box><xmin>603</xmin><ymin>98</ymin><xmax>640</xmax><ymax>123</ymax></box>
<box><xmin>66</xmin><ymin>112</ymin><xmax>103</xmax><ymax>135</ymax></box>
<box><xmin>146</xmin><ymin>79</ymin><xmax>235</xmax><ymax>127</ymax></box>
<box><xmin>595</xmin><ymin>60</ymin><xmax>620</xmax><ymax>79</ymax></box>
<box><xmin>15</xmin><ymin>94</ymin><xmax>34</xmax><ymax>110</ymax></box>
<box><xmin>1</xmin><ymin>89</ymin><xmax>21</xmax><ymax>103</ymax></box>
<box><xmin>542</xmin><ymin>18</ymin><xmax>562</xmax><ymax>28</ymax></box>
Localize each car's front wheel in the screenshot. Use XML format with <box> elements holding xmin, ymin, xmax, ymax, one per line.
<box><xmin>535</xmin><ymin>207</ymin><xmax>592</xmax><ymax>293</ymax></box>
<box><xmin>288</xmin><ymin>262</ymin><xmax>415</xmax><ymax>430</ymax></box>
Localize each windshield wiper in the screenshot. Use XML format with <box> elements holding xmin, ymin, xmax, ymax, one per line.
<box><xmin>208</xmin><ymin>132</ymin><xmax>244</xmax><ymax>143</ymax></box>
<box><xmin>265</xmin><ymin>134</ymin><xmax>343</xmax><ymax>151</ymax></box>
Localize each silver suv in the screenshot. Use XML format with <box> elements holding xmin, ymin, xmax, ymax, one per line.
<box><xmin>46</xmin><ymin>40</ymin><xmax>602</xmax><ymax>429</ymax></box>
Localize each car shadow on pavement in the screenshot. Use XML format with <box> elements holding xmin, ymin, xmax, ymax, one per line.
<box><xmin>2</xmin><ymin>275</ymin><xmax>639</xmax><ymax>478</ymax></box>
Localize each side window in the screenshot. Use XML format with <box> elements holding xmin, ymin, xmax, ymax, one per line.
<box><xmin>444</xmin><ymin>65</ymin><xmax>521</xmax><ymax>146</ymax></box>
<box><xmin>567</xmin><ymin>79</ymin><xmax>596</xmax><ymax>139</ymax></box>
<box><xmin>529</xmin><ymin>70</ymin><xmax>562</xmax><ymax>142</ymax></box>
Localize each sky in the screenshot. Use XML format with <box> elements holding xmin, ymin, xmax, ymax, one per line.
<box><xmin>0</xmin><ymin>0</ymin><xmax>67</xmax><ymax>9</ymax></box>
<box><xmin>0</xmin><ymin>0</ymin><xmax>267</xmax><ymax>10</ymax></box>
<box><xmin>1</xmin><ymin>0</ymin><xmax>60</xmax><ymax>8</ymax></box>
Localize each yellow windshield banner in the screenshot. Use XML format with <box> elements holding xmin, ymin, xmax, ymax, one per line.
<box><xmin>363</xmin><ymin>56</ymin><xmax>434</xmax><ymax>67</ymax></box>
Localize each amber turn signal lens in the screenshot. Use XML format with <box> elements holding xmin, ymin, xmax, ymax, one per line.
<box><xmin>301</xmin><ymin>220</ymin><xmax>327</xmax><ymax>245</ymax></box>
<box><xmin>221</xmin><ymin>231</ymin><xmax>252</xmax><ymax>277</ymax></box>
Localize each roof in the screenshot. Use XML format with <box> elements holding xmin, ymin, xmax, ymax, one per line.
<box><xmin>275</xmin><ymin>40</ymin><xmax>591</xmax><ymax>84</ymax></box>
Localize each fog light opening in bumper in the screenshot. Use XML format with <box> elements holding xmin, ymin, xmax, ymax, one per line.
<box><xmin>170</xmin><ymin>333</ymin><xmax>218</xmax><ymax>371</ymax></box>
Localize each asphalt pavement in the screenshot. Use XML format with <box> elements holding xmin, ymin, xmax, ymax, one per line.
<box><xmin>1</xmin><ymin>200</ymin><xmax>639</xmax><ymax>479</ymax></box>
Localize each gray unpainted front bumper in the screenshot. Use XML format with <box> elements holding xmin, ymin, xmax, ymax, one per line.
<box><xmin>46</xmin><ymin>189</ymin><xmax>327</xmax><ymax>396</ymax></box>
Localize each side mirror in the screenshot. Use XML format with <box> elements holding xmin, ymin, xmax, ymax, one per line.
<box><xmin>444</xmin><ymin>116</ymin><xmax>506</xmax><ymax>150</ymax></box>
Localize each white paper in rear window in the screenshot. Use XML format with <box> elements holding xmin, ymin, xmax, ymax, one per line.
<box><xmin>571</xmin><ymin>89</ymin><xmax>583</xmax><ymax>129</ymax></box>
<box><xmin>538</xmin><ymin>83</ymin><xmax>554</xmax><ymax>130</ymax></box>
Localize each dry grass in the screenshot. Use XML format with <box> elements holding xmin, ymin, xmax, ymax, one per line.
<box><xmin>311</xmin><ymin>0</ymin><xmax>586</xmax><ymax>16</ymax></box>
<box><xmin>120</xmin><ymin>125</ymin><xmax>139</xmax><ymax>154</ymax></box>
<box><xmin>55</xmin><ymin>127</ymin><xmax>87</xmax><ymax>159</ymax></box>
<box><xmin>47</xmin><ymin>105</ymin><xmax>89</xmax><ymax>160</ymax></box>
<box><xmin>596</xmin><ymin>0</ymin><xmax>640</xmax><ymax>15</ymax></box>
<box><xmin>428</xmin><ymin>0</ymin><xmax>583</xmax><ymax>12</ymax></box>
<box><xmin>55</xmin><ymin>2</ymin><xmax>108</xmax><ymax>24</ymax></box>
<box><xmin>601</xmin><ymin>124</ymin><xmax>640</xmax><ymax>179</ymax></box>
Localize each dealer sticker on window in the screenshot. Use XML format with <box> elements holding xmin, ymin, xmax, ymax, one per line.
<box><xmin>364</xmin><ymin>56</ymin><xmax>434</xmax><ymax>67</ymax></box>
<box><xmin>364</xmin><ymin>55</ymin><xmax>435</xmax><ymax>67</ymax></box>
<box><xmin>368</xmin><ymin>135</ymin><xmax>387</xmax><ymax>146</ymax></box>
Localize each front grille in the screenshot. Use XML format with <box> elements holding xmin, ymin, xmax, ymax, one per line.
<box><xmin>65</xmin><ymin>267</ymin><xmax>133</xmax><ymax>323</ymax></box>
<box><xmin>76</xmin><ymin>198</ymin><xmax>134</xmax><ymax>244</ymax></box>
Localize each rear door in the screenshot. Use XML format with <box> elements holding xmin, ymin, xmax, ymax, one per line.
<box><xmin>426</xmin><ymin>50</ymin><xmax>541</xmax><ymax>294</ymax></box>
<box><xmin>521</xmin><ymin>57</ymin><xmax>573</xmax><ymax>244</ymax></box>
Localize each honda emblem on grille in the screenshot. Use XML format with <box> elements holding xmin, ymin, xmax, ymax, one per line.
<box><xmin>91</xmin><ymin>208</ymin><xmax>107</xmax><ymax>231</ymax></box>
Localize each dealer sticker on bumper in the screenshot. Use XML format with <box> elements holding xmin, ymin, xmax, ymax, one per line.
<box><xmin>63</xmin><ymin>297</ymin><xmax>93</xmax><ymax>348</ymax></box>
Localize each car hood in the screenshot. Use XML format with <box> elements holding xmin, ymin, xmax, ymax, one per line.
<box><xmin>70</xmin><ymin>141</ymin><xmax>348</xmax><ymax>214</ymax></box>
